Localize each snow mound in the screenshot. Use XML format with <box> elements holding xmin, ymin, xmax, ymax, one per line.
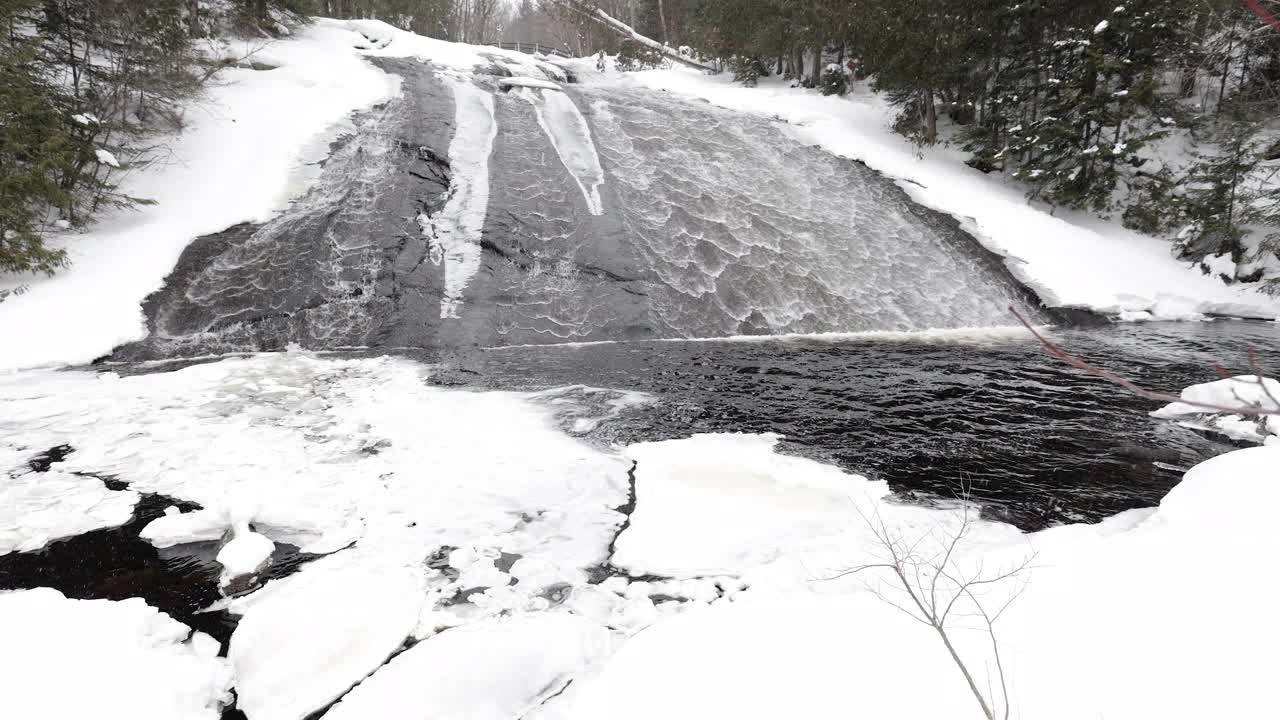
<box><xmin>1152</xmin><ymin>374</ymin><xmax>1280</xmax><ymax>444</ymax></box>
<box><xmin>0</xmin><ymin>588</ymin><xmax>231</xmax><ymax>720</ymax></box>
<box><xmin>326</xmin><ymin>612</ymin><xmax>612</xmax><ymax>720</ymax></box>
<box><xmin>614</xmin><ymin>433</ymin><xmax>870</xmax><ymax>577</ymax></box>
<box><xmin>229</xmin><ymin>560</ymin><xmax>424</xmax><ymax>720</ymax></box>
<box><xmin>1</xmin><ymin>467</ymin><xmax>138</xmax><ymax>555</ymax></box>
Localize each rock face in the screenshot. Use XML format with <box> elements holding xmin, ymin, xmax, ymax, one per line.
<box><xmin>110</xmin><ymin>56</ymin><xmax>1045</xmax><ymax>363</ymax></box>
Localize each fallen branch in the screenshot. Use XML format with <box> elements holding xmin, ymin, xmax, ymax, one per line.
<box><xmin>546</xmin><ymin>0</ymin><xmax>717</xmax><ymax>72</ymax></box>
<box><xmin>1009</xmin><ymin>306</ymin><xmax>1280</xmax><ymax>416</ymax></box>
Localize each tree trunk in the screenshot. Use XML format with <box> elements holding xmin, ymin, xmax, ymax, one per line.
<box><xmin>809</xmin><ymin>46</ymin><xmax>821</xmax><ymax>86</ymax></box>
<box><xmin>656</xmin><ymin>0</ymin><xmax>668</xmax><ymax>46</ymax></box>
<box><xmin>923</xmin><ymin>91</ymin><xmax>938</xmax><ymax>144</ymax></box>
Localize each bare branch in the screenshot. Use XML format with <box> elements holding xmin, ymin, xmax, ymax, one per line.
<box><xmin>1009</xmin><ymin>306</ymin><xmax>1280</xmax><ymax>416</ymax></box>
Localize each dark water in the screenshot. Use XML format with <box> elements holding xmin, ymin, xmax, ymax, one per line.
<box><xmin>433</xmin><ymin>319</ymin><xmax>1279</xmax><ymax>530</ymax></box>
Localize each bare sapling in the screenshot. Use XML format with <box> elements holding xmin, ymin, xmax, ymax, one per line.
<box><xmin>822</xmin><ymin>487</ymin><xmax>1035</xmax><ymax>720</ymax></box>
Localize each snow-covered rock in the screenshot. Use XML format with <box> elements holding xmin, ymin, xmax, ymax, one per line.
<box><xmin>216</xmin><ymin>527</ymin><xmax>275</xmax><ymax>586</ymax></box>
<box><xmin>1153</xmin><ymin>374</ymin><xmax>1280</xmax><ymax>444</ymax></box>
<box><xmin>0</xmin><ymin>588</ymin><xmax>232</xmax><ymax>720</ymax></box>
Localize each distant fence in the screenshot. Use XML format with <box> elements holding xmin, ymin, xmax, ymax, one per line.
<box><xmin>495</xmin><ymin>41</ymin><xmax>574</xmax><ymax>59</ymax></box>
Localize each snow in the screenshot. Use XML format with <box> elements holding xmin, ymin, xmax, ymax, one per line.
<box><xmin>1152</xmin><ymin>374</ymin><xmax>1280</xmax><ymax>444</ymax></box>
<box><xmin>0</xmin><ymin>23</ymin><xmax>400</xmax><ymax>371</ymax></box>
<box><xmin>515</xmin><ymin>86</ymin><xmax>607</xmax><ymax>215</ymax></box>
<box><xmin>420</xmin><ymin>77</ymin><xmax>496</xmax><ymax>319</ymax></box>
<box><xmin>1094</xmin><ymin>19</ymin><xmax>1110</xmax><ymax>33</ymax></box>
<box><xmin>606</xmin><ymin>66</ymin><xmax>1280</xmax><ymax>321</ymax></box>
<box><xmin>0</xmin><ymin>588</ymin><xmax>232</xmax><ymax>720</ymax></box>
<box><xmin>325</xmin><ymin>612</ymin><xmax>612</xmax><ymax>720</ymax></box>
<box><xmin>216</xmin><ymin>527</ymin><xmax>275</xmax><ymax>583</ymax></box>
<box><xmin>95</xmin><ymin>148</ymin><xmax>120</xmax><ymax>168</ymax></box>
<box><xmin>613</xmin><ymin>433</ymin><xmax>862</xmax><ymax>577</ymax></box>
<box><xmin>1</xmin><ymin>466</ymin><xmax>138</xmax><ymax>555</ymax></box>
<box><xmin>228</xmin><ymin>558</ymin><xmax>425</xmax><ymax>720</ymax></box>
<box><xmin>140</xmin><ymin>506</ymin><xmax>229</xmax><ymax>548</ymax></box>
<box><xmin>553</xmin><ymin>436</ymin><xmax>1280</xmax><ymax>720</ymax></box>
<box><xmin>500</xmin><ymin>77</ymin><xmax>563</xmax><ymax>91</ymax></box>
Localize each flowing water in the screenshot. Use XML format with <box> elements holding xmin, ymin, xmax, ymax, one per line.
<box><xmin>99</xmin><ymin>58</ymin><xmax>1277</xmax><ymax>530</ymax></box>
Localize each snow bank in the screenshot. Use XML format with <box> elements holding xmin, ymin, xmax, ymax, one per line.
<box><xmin>229</xmin><ymin>560</ymin><xmax>424</xmax><ymax>720</ymax></box>
<box><xmin>0</xmin><ymin>23</ymin><xmax>399</xmax><ymax>371</ymax></box>
<box><xmin>610</xmin><ymin>66</ymin><xmax>1280</xmax><ymax>322</ymax></box>
<box><xmin>325</xmin><ymin>612</ymin><xmax>612</xmax><ymax>720</ymax></box>
<box><xmin>1</xmin><ymin>467</ymin><xmax>139</xmax><ymax>555</ymax></box>
<box><xmin>1152</xmin><ymin>374</ymin><xmax>1280</xmax><ymax>444</ymax></box>
<box><xmin>556</xmin><ymin>434</ymin><xmax>1280</xmax><ymax>720</ymax></box>
<box><xmin>0</xmin><ymin>588</ymin><xmax>232</xmax><ymax>720</ymax></box>
<box><xmin>614</xmin><ymin>433</ymin><xmax>865</xmax><ymax>576</ymax></box>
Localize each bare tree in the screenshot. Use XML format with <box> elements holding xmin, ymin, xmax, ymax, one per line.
<box><xmin>823</xmin><ymin>489</ymin><xmax>1035</xmax><ymax>720</ymax></box>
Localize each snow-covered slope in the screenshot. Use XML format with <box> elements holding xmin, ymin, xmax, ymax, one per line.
<box><xmin>613</xmin><ymin>66</ymin><xmax>1280</xmax><ymax>322</ymax></box>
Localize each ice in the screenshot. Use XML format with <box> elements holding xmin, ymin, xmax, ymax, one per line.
<box><xmin>613</xmin><ymin>434</ymin><xmax>865</xmax><ymax>577</ymax></box>
<box><xmin>501</xmin><ymin>77</ymin><xmax>563</xmax><ymax>91</ymax></box>
<box><xmin>325</xmin><ymin>612</ymin><xmax>612</xmax><ymax>720</ymax></box>
<box><xmin>140</xmin><ymin>507</ymin><xmax>229</xmax><ymax>548</ymax></box>
<box><xmin>216</xmin><ymin>528</ymin><xmax>275</xmax><ymax>585</ymax></box>
<box><xmin>422</xmin><ymin>77</ymin><xmax>496</xmax><ymax>319</ymax></box>
<box><xmin>1</xmin><ymin>467</ymin><xmax>139</xmax><ymax>555</ymax></box>
<box><xmin>611</xmin><ymin>64</ymin><xmax>1280</xmax><ymax>321</ymax></box>
<box><xmin>0</xmin><ymin>23</ymin><xmax>400</xmax><ymax>371</ymax></box>
<box><xmin>1152</xmin><ymin>374</ymin><xmax>1280</xmax><ymax>444</ymax></box>
<box><xmin>229</xmin><ymin>559</ymin><xmax>425</xmax><ymax>720</ymax></box>
<box><xmin>0</xmin><ymin>354</ymin><xmax>630</xmax><ymax>578</ymax></box>
<box><xmin>515</xmin><ymin>87</ymin><xmax>606</xmax><ymax>215</ymax></box>
<box><xmin>0</xmin><ymin>588</ymin><xmax>232</xmax><ymax>720</ymax></box>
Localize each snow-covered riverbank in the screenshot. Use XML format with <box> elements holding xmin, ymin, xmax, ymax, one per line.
<box><xmin>2</xmin><ymin>351</ymin><xmax>1277</xmax><ymax>719</ymax></box>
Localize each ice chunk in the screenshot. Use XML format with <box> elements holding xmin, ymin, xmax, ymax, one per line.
<box><xmin>1152</xmin><ymin>375</ymin><xmax>1280</xmax><ymax>444</ymax></box>
<box><xmin>229</xmin><ymin>562</ymin><xmax>424</xmax><ymax>720</ymax></box>
<box><xmin>326</xmin><ymin>612</ymin><xmax>612</xmax><ymax>720</ymax></box>
<box><xmin>1</xmin><ymin>469</ymin><xmax>138</xmax><ymax>555</ymax></box>
<box><xmin>0</xmin><ymin>588</ymin><xmax>232</xmax><ymax>720</ymax></box>
<box><xmin>140</xmin><ymin>507</ymin><xmax>228</xmax><ymax>548</ymax></box>
<box><xmin>216</xmin><ymin>528</ymin><xmax>275</xmax><ymax>584</ymax></box>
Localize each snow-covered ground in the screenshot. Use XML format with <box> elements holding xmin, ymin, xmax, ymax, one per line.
<box><xmin>0</xmin><ymin>588</ymin><xmax>231</xmax><ymax>720</ymax></box>
<box><xmin>606</xmin><ymin>65</ymin><xmax>1280</xmax><ymax>323</ymax></box>
<box><xmin>3</xmin><ymin>352</ymin><xmax>1278</xmax><ymax>719</ymax></box>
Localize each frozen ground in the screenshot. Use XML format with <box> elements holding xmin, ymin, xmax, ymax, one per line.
<box><xmin>607</xmin><ymin>65</ymin><xmax>1280</xmax><ymax>322</ymax></box>
<box><xmin>0</xmin><ymin>588</ymin><xmax>231</xmax><ymax>720</ymax></box>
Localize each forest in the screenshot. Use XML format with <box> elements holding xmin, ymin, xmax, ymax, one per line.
<box><xmin>2</xmin><ymin>0</ymin><xmax>1278</xmax><ymax>290</ymax></box>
